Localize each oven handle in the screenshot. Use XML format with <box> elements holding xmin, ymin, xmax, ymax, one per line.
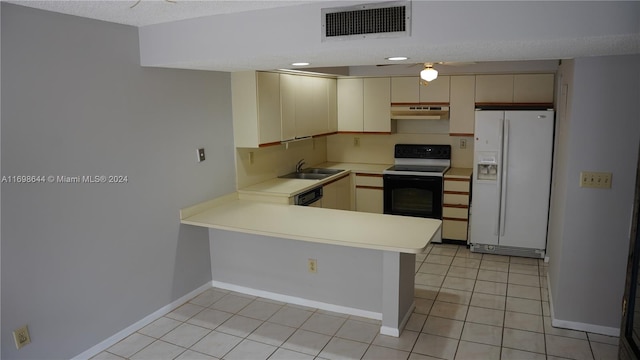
<box><xmin>383</xmin><ymin>174</ymin><xmax>442</xmax><ymax>182</ymax></box>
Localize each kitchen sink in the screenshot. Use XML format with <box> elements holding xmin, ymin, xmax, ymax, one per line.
<box><xmin>278</xmin><ymin>168</ymin><xmax>345</xmax><ymax>180</ymax></box>
<box><xmin>301</xmin><ymin>168</ymin><xmax>344</xmax><ymax>175</ymax></box>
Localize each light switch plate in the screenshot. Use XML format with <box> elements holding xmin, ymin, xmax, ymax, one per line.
<box><xmin>13</xmin><ymin>325</ymin><xmax>31</xmax><ymax>350</ymax></box>
<box><xmin>308</xmin><ymin>259</ymin><xmax>317</xmax><ymax>273</ymax></box>
<box><xmin>580</xmin><ymin>171</ymin><xmax>612</xmax><ymax>189</ymax></box>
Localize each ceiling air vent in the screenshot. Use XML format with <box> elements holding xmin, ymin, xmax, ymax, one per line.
<box><xmin>322</xmin><ymin>1</ymin><xmax>411</xmax><ymax>41</ymax></box>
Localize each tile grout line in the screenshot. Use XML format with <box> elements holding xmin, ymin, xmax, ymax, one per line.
<box><xmin>97</xmin><ymin>244</ymin><xmax>618</xmax><ymax>360</ymax></box>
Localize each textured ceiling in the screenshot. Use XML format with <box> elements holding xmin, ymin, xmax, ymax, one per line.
<box><xmin>5</xmin><ymin>0</ymin><xmax>315</xmax><ymax>27</ymax></box>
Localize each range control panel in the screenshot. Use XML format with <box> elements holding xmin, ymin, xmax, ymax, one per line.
<box><xmin>394</xmin><ymin>144</ymin><xmax>451</xmax><ymax>160</ymax></box>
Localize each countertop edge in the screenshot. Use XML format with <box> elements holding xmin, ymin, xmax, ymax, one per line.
<box><xmin>181</xmin><ymin>216</ymin><xmax>433</xmax><ymax>254</ymax></box>
<box><xmin>180</xmin><ymin>196</ymin><xmax>439</xmax><ymax>254</ymax></box>
<box><xmin>180</xmin><ymin>192</ymin><xmax>239</xmax><ymax>220</ymax></box>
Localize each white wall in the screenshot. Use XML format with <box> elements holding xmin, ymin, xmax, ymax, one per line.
<box><xmin>210</xmin><ymin>229</ymin><xmax>384</xmax><ymax>313</ymax></box>
<box><xmin>547</xmin><ymin>55</ymin><xmax>640</xmax><ymax>334</ymax></box>
<box><xmin>1</xmin><ymin>4</ymin><xmax>236</xmax><ymax>358</ymax></box>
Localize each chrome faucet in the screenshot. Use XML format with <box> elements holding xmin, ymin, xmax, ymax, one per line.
<box><xmin>296</xmin><ymin>159</ymin><xmax>306</xmax><ymax>173</ymax></box>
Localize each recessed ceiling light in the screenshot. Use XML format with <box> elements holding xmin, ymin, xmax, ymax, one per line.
<box><xmin>291</xmin><ymin>62</ymin><xmax>310</xmax><ymax>66</ymax></box>
<box><xmin>386</xmin><ymin>56</ymin><xmax>408</xmax><ymax>61</ymax></box>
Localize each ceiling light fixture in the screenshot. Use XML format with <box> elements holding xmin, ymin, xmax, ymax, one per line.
<box><xmin>291</xmin><ymin>62</ymin><xmax>310</xmax><ymax>66</ymax></box>
<box><xmin>420</xmin><ymin>63</ymin><xmax>438</xmax><ymax>83</ymax></box>
<box><xmin>386</xmin><ymin>56</ymin><xmax>408</xmax><ymax>61</ymax></box>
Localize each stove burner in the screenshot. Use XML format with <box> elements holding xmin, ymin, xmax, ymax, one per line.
<box><xmin>384</xmin><ymin>144</ymin><xmax>452</xmax><ymax>177</ymax></box>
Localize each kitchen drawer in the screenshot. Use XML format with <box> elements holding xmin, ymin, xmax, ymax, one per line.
<box><xmin>444</xmin><ymin>193</ymin><xmax>469</xmax><ymax>206</ymax></box>
<box><xmin>444</xmin><ymin>179</ymin><xmax>470</xmax><ymax>192</ymax></box>
<box><xmin>443</xmin><ymin>219</ymin><xmax>468</xmax><ymax>241</ymax></box>
<box><xmin>443</xmin><ymin>206</ymin><xmax>469</xmax><ymax>219</ymax></box>
<box><xmin>355</xmin><ymin>174</ymin><xmax>383</xmax><ymax>187</ymax></box>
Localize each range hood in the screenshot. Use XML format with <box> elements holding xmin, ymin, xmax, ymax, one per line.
<box><xmin>390</xmin><ymin>104</ymin><xmax>450</xmax><ymax>120</ymax></box>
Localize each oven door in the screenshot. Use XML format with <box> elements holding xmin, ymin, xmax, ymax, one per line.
<box><xmin>383</xmin><ymin>174</ymin><xmax>443</xmax><ymax>219</ymax></box>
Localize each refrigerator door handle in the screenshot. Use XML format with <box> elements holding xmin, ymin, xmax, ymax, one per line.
<box><xmin>495</xmin><ymin>118</ymin><xmax>504</xmax><ymax>237</ymax></box>
<box><xmin>499</xmin><ymin>119</ymin><xmax>510</xmax><ymax>236</ymax></box>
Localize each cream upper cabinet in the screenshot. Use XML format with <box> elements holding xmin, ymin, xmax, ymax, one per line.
<box><xmin>337</xmin><ymin>78</ymin><xmax>364</xmax><ymax>132</ymax></box>
<box><xmin>449</xmin><ymin>75</ymin><xmax>476</xmax><ymax>135</ymax></box>
<box><xmin>391</xmin><ymin>77</ymin><xmax>419</xmax><ymax>103</ymax></box>
<box><xmin>327</xmin><ymin>78</ymin><xmax>338</xmax><ymax>133</ymax></box>
<box><xmin>420</xmin><ymin>75</ymin><xmax>450</xmax><ymax>103</ymax></box>
<box><xmin>363</xmin><ymin>77</ymin><xmax>391</xmax><ymax>132</ymax></box>
<box><xmin>391</xmin><ymin>76</ymin><xmax>450</xmax><ymax>103</ymax></box>
<box><xmin>281</xmin><ymin>74</ymin><xmax>336</xmax><ymax>140</ymax></box>
<box><xmin>513</xmin><ymin>74</ymin><xmax>555</xmax><ymax>103</ymax></box>
<box><xmin>280</xmin><ymin>73</ymin><xmax>297</xmax><ymax>142</ymax></box>
<box><xmin>475</xmin><ymin>74</ymin><xmax>514</xmax><ymax>103</ymax></box>
<box><xmin>296</xmin><ymin>76</ymin><xmax>328</xmax><ymax>138</ymax></box>
<box><xmin>476</xmin><ymin>74</ymin><xmax>554</xmax><ymax>104</ymax></box>
<box><xmin>232</xmin><ymin>71</ymin><xmax>282</xmax><ymax>148</ymax></box>
<box><xmin>338</xmin><ymin>77</ymin><xmax>390</xmax><ymax>133</ymax></box>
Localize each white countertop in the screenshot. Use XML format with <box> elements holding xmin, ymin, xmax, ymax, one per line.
<box><xmin>445</xmin><ymin>167</ymin><xmax>473</xmax><ymax>179</ymax></box>
<box><xmin>238</xmin><ymin>162</ymin><xmax>391</xmax><ymax>199</ymax></box>
<box><xmin>180</xmin><ymin>193</ymin><xmax>441</xmax><ymax>254</ymax></box>
<box><xmin>319</xmin><ymin>162</ymin><xmax>391</xmax><ymax>174</ymax></box>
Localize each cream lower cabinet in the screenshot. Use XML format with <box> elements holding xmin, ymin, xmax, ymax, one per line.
<box><xmin>322</xmin><ymin>175</ymin><xmax>351</xmax><ymax>211</ymax></box>
<box><xmin>355</xmin><ymin>173</ymin><xmax>384</xmax><ymax>214</ymax></box>
<box><xmin>443</xmin><ymin>174</ymin><xmax>471</xmax><ymax>242</ymax></box>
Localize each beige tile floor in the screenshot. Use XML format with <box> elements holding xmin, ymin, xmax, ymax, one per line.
<box><xmin>92</xmin><ymin>244</ymin><xmax>619</xmax><ymax>360</ymax></box>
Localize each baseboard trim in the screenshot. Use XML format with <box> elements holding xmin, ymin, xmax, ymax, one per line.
<box><xmin>547</xmin><ymin>274</ymin><xmax>620</xmax><ymax>337</ymax></box>
<box><xmin>380</xmin><ymin>301</ymin><xmax>415</xmax><ymax>337</ymax></box>
<box><xmin>72</xmin><ymin>282</ymin><xmax>212</xmax><ymax>360</ymax></box>
<box><xmin>550</xmin><ymin>317</ymin><xmax>620</xmax><ymax>337</ymax></box>
<box><xmin>212</xmin><ymin>280</ymin><xmax>382</xmax><ymax>321</ymax></box>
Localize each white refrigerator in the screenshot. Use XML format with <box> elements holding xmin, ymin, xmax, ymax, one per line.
<box><xmin>470</xmin><ymin>110</ymin><xmax>554</xmax><ymax>258</ymax></box>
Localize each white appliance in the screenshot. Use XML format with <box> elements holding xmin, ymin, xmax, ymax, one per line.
<box><xmin>470</xmin><ymin>110</ymin><xmax>554</xmax><ymax>258</ymax></box>
<box><xmin>390</xmin><ymin>105</ymin><xmax>450</xmax><ymax>120</ymax></box>
<box><xmin>383</xmin><ymin>144</ymin><xmax>451</xmax><ymax>243</ymax></box>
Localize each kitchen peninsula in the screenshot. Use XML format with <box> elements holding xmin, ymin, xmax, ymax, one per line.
<box><xmin>180</xmin><ymin>170</ymin><xmax>442</xmax><ymax>337</ymax></box>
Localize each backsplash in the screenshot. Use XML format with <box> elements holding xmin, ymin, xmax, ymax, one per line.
<box><xmin>326</xmin><ymin>133</ymin><xmax>474</xmax><ymax>168</ymax></box>
<box><xmin>235</xmin><ymin>132</ymin><xmax>473</xmax><ymax>189</ymax></box>
<box><xmin>235</xmin><ymin>137</ymin><xmax>328</xmax><ymax>189</ymax></box>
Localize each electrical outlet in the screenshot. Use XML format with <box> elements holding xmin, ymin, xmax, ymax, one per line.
<box><xmin>308</xmin><ymin>259</ymin><xmax>317</xmax><ymax>273</ymax></box>
<box><xmin>197</xmin><ymin>148</ymin><xmax>206</xmax><ymax>162</ymax></box>
<box><xmin>353</xmin><ymin>137</ymin><xmax>360</xmax><ymax>147</ymax></box>
<box><xmin>13</xmin><ymin>325</ymin><xmax>31</xmax><ymax>350</ymax></box>
<box><xmin>580</xmin><ymin>171</ymin><xmax>612</xmax><ymax>189</ymax></box>
<box><xmin>249</xmin><ymin>151</ymin><xmax>254</xmax><ymax>164</ymax></box>
<box><xmin>460</xmin><ymin>139</ymin><xmax>467</xmax><ymax>149</ymax></box>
